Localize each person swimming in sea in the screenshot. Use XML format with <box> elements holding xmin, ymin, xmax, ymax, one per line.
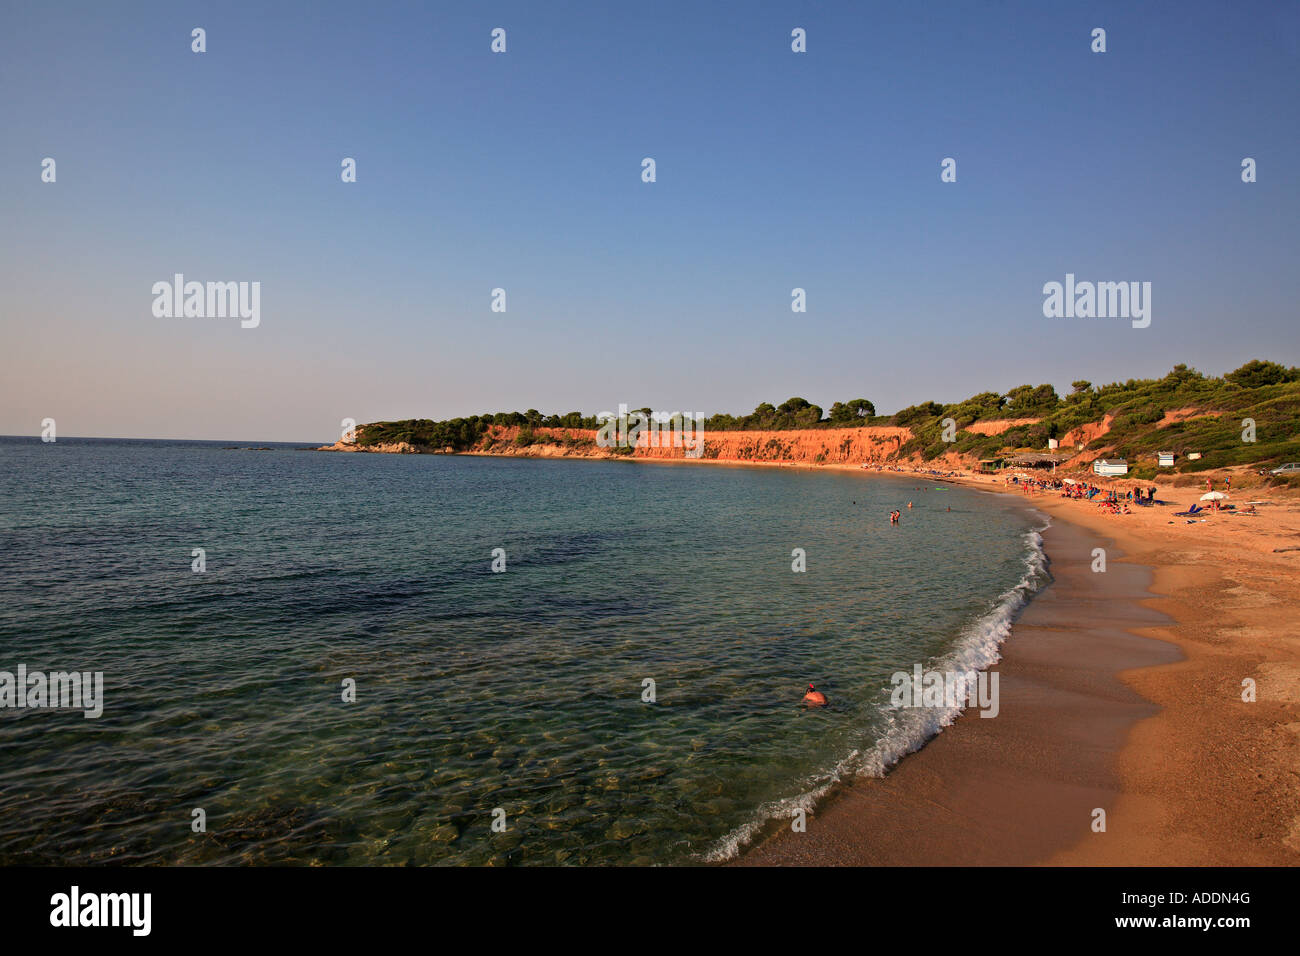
<box><xmin>802</xmin><ymin>683</ymin><xmax>828</xmax><ymax>707</ymax></box>
<box><xmin>889</xmin><ymin>510</ymin><xmax>900</xmax><ymax>524</ymax></box>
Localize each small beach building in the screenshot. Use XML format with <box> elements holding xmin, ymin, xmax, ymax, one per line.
<box><xmin>977</xmin><ymin>457</ymin><xmax>1004</xmax><ymax>473</ymax></box>
<box><xmin>1093</xmin><ymin>458</ymin><xmax>1129</xmax><ymax>477</ymax></box>
<box><xmin>1157</xmin><ymin>451</ymin><xmax>1175</xmax><ymax>467</ymax></box>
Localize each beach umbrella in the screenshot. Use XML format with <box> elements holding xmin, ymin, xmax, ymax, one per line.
<box><xmin>1200</xmin><ymin>491</ymin><xmax>1228</xmax><ymax>501</ymax></box>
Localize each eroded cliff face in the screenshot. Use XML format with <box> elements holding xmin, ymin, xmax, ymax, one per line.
<box><xmin>1059</xmin><ymin>412</ymin><xmax>1117</xmax><ymax>450</ymax></box>
<box><xmin>647</xmin><ymin>426</ymin><xmax>910</xmax><ymax>463</ymax></box>
<box><xmin>471</xmin><ymin>424</ymin><xmax>913</xmax><ymax>465</ymax></box>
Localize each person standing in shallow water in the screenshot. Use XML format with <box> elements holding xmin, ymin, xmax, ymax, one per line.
<box><xmin>803</xmin><ymin>684</ymin><xmax>828</xmax><ymax>707</ymax></box>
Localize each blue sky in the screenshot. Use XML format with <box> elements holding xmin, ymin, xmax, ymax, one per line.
<box><xmin>2</xmin><ymin>0</ymin><xmax>1297</xmax><ymax>441</ymax></box>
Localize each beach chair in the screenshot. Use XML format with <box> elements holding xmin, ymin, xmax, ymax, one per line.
<box><xmin>1173</xmin><ymin>503</ymin><xmax>1203</xmax><ymax>517</ymax></box>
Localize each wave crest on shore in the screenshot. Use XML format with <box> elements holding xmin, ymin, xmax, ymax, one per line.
<box><xmin>703</xmin><ymin>521</ymin><xmax>1052</xmax><ymax>863</ymax></box>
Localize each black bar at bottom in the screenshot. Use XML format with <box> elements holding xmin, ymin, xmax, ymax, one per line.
<box><xmin>0</xmin><ymin>866</ymin><xmax>1280</xmax><ymax>943</ymax></box>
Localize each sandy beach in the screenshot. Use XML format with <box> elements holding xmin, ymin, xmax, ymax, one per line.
<box><xmin>735</xmin><ymin>471</ymin><xmax>1300</xmax><ymax>866</ymax></box>
<box><xmin>1030</xmin><ymin>480</ymin><xmax>1300</xmax><ymax>865</ymax></box>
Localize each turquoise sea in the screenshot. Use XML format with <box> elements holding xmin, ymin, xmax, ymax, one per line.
<box><xmin>0</xmin><ymin>437</ymin><xmax>1047</xmax><ymax>865</ymax></box>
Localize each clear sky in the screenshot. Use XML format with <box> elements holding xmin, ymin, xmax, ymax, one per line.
<box><xmin>2</xmin><ymin>0</ymin><xmax>1297</xmax><ymax>442</ymax></box>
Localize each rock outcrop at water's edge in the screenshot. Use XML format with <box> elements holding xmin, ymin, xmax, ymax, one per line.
<box><xmin>316</xmin><ymin>439</ymin><xmax>421</xmax><ymax>454</ymax></box>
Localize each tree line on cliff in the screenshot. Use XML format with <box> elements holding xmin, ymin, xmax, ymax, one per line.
<box><xmin>354</xmin><ymin>399</ymin><xmax>882</xmax><ymax>448</ymax></box>
<box><xmin>355</xmin><ymin>359</ymin><xmax>1300</xmax><ymax>476</ymax></box>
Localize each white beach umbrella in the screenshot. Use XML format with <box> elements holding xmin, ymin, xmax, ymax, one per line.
<box><xmin>1200</xmin><ymin>491</ymin><xmax>1228</xmax><ymax>501</ymax></box>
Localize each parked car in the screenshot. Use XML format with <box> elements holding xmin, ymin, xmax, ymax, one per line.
<box><xmin>1270</xmin><ymin>462</ymin><xmax>1300</xmax><ymax>475</ymax></box>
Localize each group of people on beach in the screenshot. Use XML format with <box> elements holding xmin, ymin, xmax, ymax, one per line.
<box><xmin>1091</xmin><ymin>486</ymin><xmax>1159</xmax><ymax>513</ymax></box>
<box><xmin>1004</xmin><ymin>474</ymin><xmax>1159</xmax><ymax>515</ymax></box>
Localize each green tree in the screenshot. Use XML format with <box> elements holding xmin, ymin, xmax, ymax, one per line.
<box><xmin>1163</xmin><ymin>363</ymin><xmax>1205</xmax><ymax>386</ymax></box>
<box><xmin>1004</xmin><ymin>384</ymin><xmax>1059</xmax><ymax>413</ymax></box>
<box><xmin>1225</xmin><ymin>360</ymin><xmax>1295</xmax><ymax>388</ymax></box>
<box><xmin>829</xmin><ymin>398</ymin><xmax>875</xmax><ymax>422</ymax></box>
<box><xmin>891</xmin><ymin>401</ymin><xmax>945</xmax><ymax>426</ymax></box>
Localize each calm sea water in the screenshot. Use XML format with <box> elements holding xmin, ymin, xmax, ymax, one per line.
<box><xmin>0</xmin><ymin>437</ymin><xmax>1047</xmax><ymax>865</ymax></box>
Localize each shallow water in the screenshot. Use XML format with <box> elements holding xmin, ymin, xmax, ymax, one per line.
<box><xmin>0</xmin><ymin>438</ymin><xmax>1045</xmax><ymax>865</ymax></box>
